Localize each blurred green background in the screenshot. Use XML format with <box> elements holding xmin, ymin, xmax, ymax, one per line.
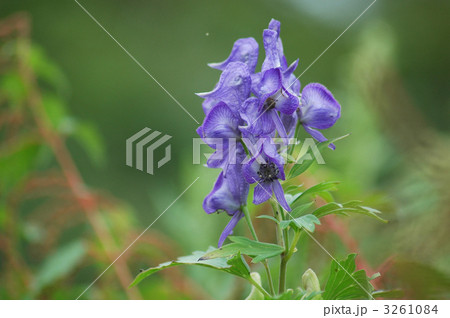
<box><xmin>0</xmin><ymin>0</ymin><xmax>449</xmax><ymax>299</ymax></box>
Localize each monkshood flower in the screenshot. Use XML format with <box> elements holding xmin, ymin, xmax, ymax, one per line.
<box><xmin>299</xmin><ymin>83</ymin><xmax>341</xmax><ymax>149</ymax></box>
<box><xmin>196</xmin><ymin>101</ymin><xmax>242</xmax><ymax>171</ymax></box>
<box><xmin>249</xmin><ymin>20</ymin><xmax>300</xmax><ymax>141</ymax></box>
<box><xmin>197</xmin><ymin>61</ymin><xmax>251</xmax><ymax>115</ymax></box>
<box><xmin>253</xmin><ymin>68</ymin><xmax>299</xmax><ymax>141</ymax></box>
<box><xmin>208</xmin><ymin>37</ymin><xmax>259</xmax><ymax>74</ymax></box>
<box><xmin>203</xmin><ymin>148</ymin><xmax>249</xmax><ymax>247</ymax></box>
<box><xmin>243</xmin><ymin>140</ymin><xmax>291</xmax><ymax>211</ymax></box>
<box><xmin>239</xmin><ymin>97</ymin><xmax>275</xmax><ymax>138</ymax></box>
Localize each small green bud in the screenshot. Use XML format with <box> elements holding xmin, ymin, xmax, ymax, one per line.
<box><xmin>245</xmin><ymin>272</ymin><xmax>264</xmax><ymax>300</ymax></box>
<box><xmin>302</xmin><ymin>268</ymin><xmax>321</xmax><ymax>293</ymax></box>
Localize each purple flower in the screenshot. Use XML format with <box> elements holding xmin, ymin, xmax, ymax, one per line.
<box><xmin>196</xmin><ymin>101</ymin><xmax>242</xmax><ymax>170</ymax></box>
<box><xmin>243</xmin><ymin>141</ymin><xmax>291</xmax><ymax>211</ymax></box>
<box><xmin>203</xmin><ymin>153</ymin><xmax>249</xmax><ymax>247</ymax></box>
<box><xmin>247</xmin><ymin>19</ymin><xmax>301</xmax><ymax>142</ymax></box>
<box><xmin>253</xmin><ymin>68</ymin><xmax>299</xmax><ymax>141</ymax></box>
<box><xmin>239</xmin><ymin>97</ymin><xmax>275</xmax><ymax>138</ymax></box>
<box><xmin>197</xmin><ymin>61</ymin><xmax>251</xmax><ymax>115</ymax></box>
<box><xmin>208</xmin><ymin>38</ymin><xmax>259</xmax><ymax>74</ymax></box>
<box><xmin>299</xmin><ymin>83</ymin><xmax>341</xmax><ymax>149</ymax></box>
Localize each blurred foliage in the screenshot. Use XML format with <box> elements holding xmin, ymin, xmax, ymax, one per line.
<box><xmin>1</xmin><ymin>0</ymin><xmax>449</xmax><ymax>299</ymax></box>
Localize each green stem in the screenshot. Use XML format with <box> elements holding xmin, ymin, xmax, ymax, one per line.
<box><xmin>286</xmin><ymin>230</ymin><xmax>302</xmax><ymax>261</ymax></box>
<box><xmin>243</xmin><ymin>205</ymin><xmax>258</xmax><ymax>241</ymax></box>
<box><xmin>279</xmin><ymin>257</ymin><xmax>288</xmax><ymax>294</ymax></box>
<box><xmin>270</xmin><ymin>200</ymin><xmax>288</xmax><ymax>294</ymax></box>
<box><xmin>242</xmin><ymin>206</ymin><xmax>275</xmax><ymax>296</ymax></box>
<box><xmin>270</xmin><ymin>201</ymin><xmax>284</xmax><ymax>247</ymax></box>
<box><xmin>279</xmin><ymin>203</ymin><xmax>290</xmax><ymax>294</ymax></box>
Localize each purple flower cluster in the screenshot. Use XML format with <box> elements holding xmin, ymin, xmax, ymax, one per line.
<box><xmin>198</xmin><ymin>19</ymin><xmax>341</xmax><ymax>247</ymax></box>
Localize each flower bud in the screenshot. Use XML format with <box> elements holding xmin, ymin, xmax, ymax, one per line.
<box><xmin>245</xmin><ymin>272</ymin><xmax>264</xmax><ymax>300</ymax></box>
<box><xmin>302</xmin><ymin>268</ymin><xmax>321</xmax><ymax>293</ymax></box>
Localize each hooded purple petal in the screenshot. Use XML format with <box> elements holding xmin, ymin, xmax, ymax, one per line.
<box><xmin>256</xmin><ymin>68</ymin><xmax>282</xmax><ymax>100</ymax></box>
<box><xmin>203</xmin><ymin>157</ymin><xmax>249</xmax><ymax>215</ymax></box>
<box><xmin>262</xmin><ymin>19</ymin><xmax>288</xmax><ymax>72</ymax></box>
<box><xmin>200</xmin><ymin>102</ymin><xmax>241</xmax><ymax>139</ymax></box>
<box><xmin>256</xmin><ymin>68</ymin><xmax>299</xmax><ymax>116</ymax></box>
<box><xmin>208</xmin><ymin>38</ymin><xmax>259</xmax><ymax>74</ymax></box>
<box><xmin>300</xmin><ymin>83</ymin><xmax>341</xmax><ymax>129</ymax></box>
<box><xmin>268</xmin><ymin>19</ymin><xmax>288</xmax><ymax>70</ymax></box>
<box><xmin>262</xmin><ymin>29</ymin><xmax>281</xmax><ymax>71</ymax></box>
<box><xmin>197</xmin><ymin>62</ymin><xmax>251</xmax><ymax>113</ymax></box>
<box><xmin>240</xmin><ymin>97</ymin><xmax>276</xmax><ymax>137</ymax></box>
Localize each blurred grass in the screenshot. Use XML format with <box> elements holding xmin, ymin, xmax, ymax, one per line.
<box><xmin>0</xmin><ymin>0</ymin><xmax>449</xmax><ymax>299</ymax></box>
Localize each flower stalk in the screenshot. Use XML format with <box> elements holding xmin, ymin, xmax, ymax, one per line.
<box><xmin>242</xmin><ymin>206</ymin><xmax>275</xmax><ymax>296</ymax></box>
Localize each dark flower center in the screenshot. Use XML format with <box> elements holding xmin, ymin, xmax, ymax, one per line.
<box><xmin>263</xmin><ymin>97</ymin><xmax>276</xmax><ymax>110</ymax></box>
<box><xmin>257</xmin><ymin>162</ymin><xmax>279</xmax><ymax>183</ymax></box>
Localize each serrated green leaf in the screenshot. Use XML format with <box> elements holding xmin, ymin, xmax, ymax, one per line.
<box><xmin>130</xmin><ymin>247</ymin><xmax>250</xmax><ymax>287</ymax></box>
<box><xmin>288</xmin><ymin>135</ymin><xmax>349</xmax><ymax>179</ymax></box>
<box><xmin>280</xmin><ymin>214</ymin><xmax>321</xmax><ymax>232</ymax></box>
<box><xmin>200</xmin><ymin>236</ymin><xmax>284</xmax><ymax>263</ymax></box>
<box><xmin>323</xmin><ymin>254</ymin><xmax>376</xmax><ymax>300</ymax></box>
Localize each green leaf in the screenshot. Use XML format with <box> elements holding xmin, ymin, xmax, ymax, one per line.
<box><xmin>256</xmin><ymin>215</ymin><xmax>279</xmax><ymax>224</ymax></box>
<box><xmin>291</xmin><ymin>181</ymin><xmax>340</xmax><ymax>204</ymax></box>
<box><xmin>372</xmin><ymin>289</ymin><xmax>404</xmax><ymax>299</ymax></box>
<box><xmin>322</xmin><ymin>254</ymin><xmax>376</xmax><ymax>300</ymax></box>
<box><xmin>313</xmin><ymin>201</ymin><xmax>387</xmax><ymax>223</ymax></box>
<box><xmin>200</xmin><ymin>236</ymin><xmax>284</xmax><ymax>263</ymax></box>
<box><xmin>0</xmin><ymin>139</ymin><xmax>41</xmax><ymax>194</ymax></box>
<box><xmin>0</xmin><ymin>71</ymin><xmax>27</xmax><ymax>107</ymax></box>
<box><xmin>288</xmin><ymin>135</ymin><xmax>349</xmax><ymax>179</ymax></box>
<box><xmin>32</xmin><ymin>240</ymin><xmax>86</xmax><ymax>294</ymax></box>
<box><xmin>289</xmin><ymin>202</ymin><xmax>315</xmax><ymax>218</ymax></box>
<box><xmin>280</xmin><ymin>214</ymin><xmax>321</xmax><ymax>232</ymax></box>
<box><xmin>130</xmin><ymin>247</ymin><xmax>250</xmax><ymax>287</ymax></box>
<box><xmin>284</xmin><ymin>184</ymin><xmax>303</xmax><ymax>194</ymax></box>
<box><xmin>29</xmin><ymin>45</ymin><xmax>68</xmax><ymax>92</ymax></box>
<box><xmin>73</xmin><ymin>122</ymin><xmax>105</xmax><ymax>166</ymax></box>
<box><xmin>41</xmin><ymin>93</ymin><xmax>67</xmax><ymax>131</ymax></box>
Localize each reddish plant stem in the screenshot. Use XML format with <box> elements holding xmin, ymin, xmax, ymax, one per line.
<box><xmin>7</xmin><ymin>15</ymin><xmax>141</xmax><ymax>299</ymax></box>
